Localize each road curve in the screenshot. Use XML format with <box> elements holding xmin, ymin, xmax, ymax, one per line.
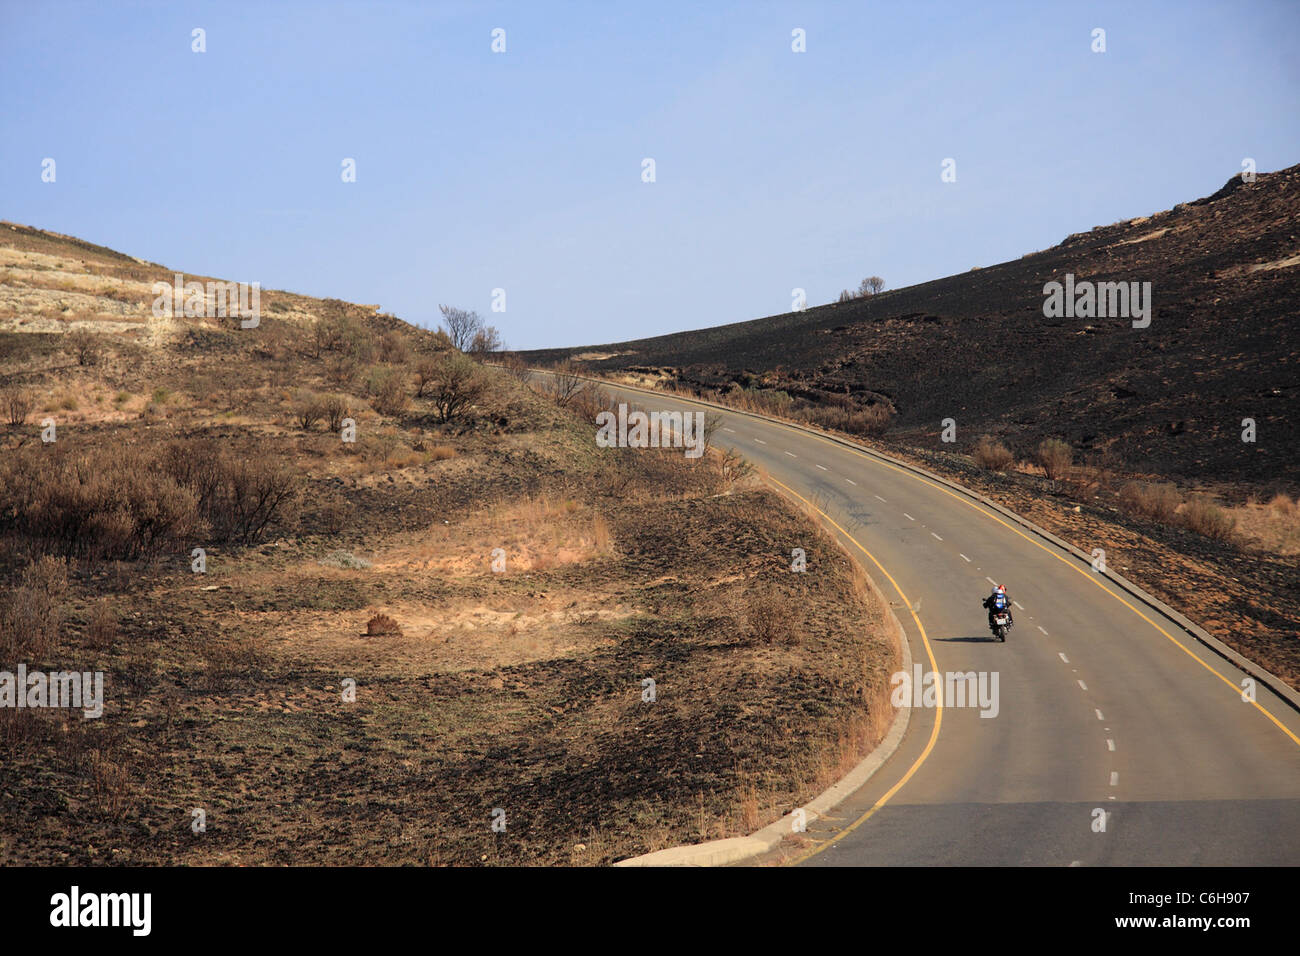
<box><xmin>591</xmin><ymin>381</ymin><xmax>1300</xmax><ymax>866</ymax></box>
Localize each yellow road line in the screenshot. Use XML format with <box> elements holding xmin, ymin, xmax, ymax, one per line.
<box><xmin>766</xmin><ymin>477</ymin><xmax>944</xmax><ymax>865</ymax></box>
<box><xmin>617</xmin><ymin>381</ymin><xmax>1300</xmax><ymax>750</ymax></box>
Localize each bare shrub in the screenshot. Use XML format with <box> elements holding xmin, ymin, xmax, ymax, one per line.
<box><xmin>64</xmin><ymin>328</ymin><xmax>103</xmax><ymax>366</ymax></box>
<box><xmin>0</xmin><ymin>447</ymin><xmax>203</xmax><ymax>561</ymax></box>
<box><xmin>160</xmin><ymin>440</ymin><xmax>299</xmax><ymax>545</ymax></box>
<box><xmin>1036</xmin><ymin>438</ymin><xmax>1073</xmax><ymax>482</ymax></box>
<box><xmin>718</xmin><ymin>447</ymin><xmax>754</xmax><ymax>488</ymax></box>
<box><xmin>500</xmin><ymin>353</ymin><xmax>531</xmax><ymax>382</ymax></box>
<box><xmin>2</xmin><ymin>385</ymin><xmax>35</xmax><ymax>426</ymax></box>
<box><xmin>295</xmin><ymin>392</ymin><xmax>325</xmax><ymax>430</ymax></box>
<box><xmin>745</xmin><ymin>591</ymin><xmax>799</xmax><ymax>645</ymax></box>
<box><xmin>973</xmin><ymin>435</ymin><xmax>1015</xmax><ymax>471</ymax></box>
<box><xmin>323</xmin><ymin>395</ymin><xmax>350</xmax><ymax>432</ymax></box>
<box><xmin>549</xmin><ymin>360</ymin><xmax>586</xmax><ymax>407</ymax></box>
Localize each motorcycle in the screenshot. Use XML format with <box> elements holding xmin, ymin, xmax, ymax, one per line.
<box><xmin>990</xmin><ymin>610</ymin><xmax>1012</xmax><ymax>642</ymax></box>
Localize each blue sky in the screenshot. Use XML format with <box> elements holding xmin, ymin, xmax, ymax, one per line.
<box><xmin>2</xmin><ymin>0</ymin><xmax>1298</xmax><ymax>349</ymax></box>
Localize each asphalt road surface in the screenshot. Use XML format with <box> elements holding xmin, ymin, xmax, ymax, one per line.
<box><xmin>591</xmin><ymin>380</ymin><xmax>1300</xmax><ymax>866</ymax></box>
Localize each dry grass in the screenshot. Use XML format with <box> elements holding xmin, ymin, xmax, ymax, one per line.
<box><xmin>1120</xmin><ymin>480</ymin><xmax>1183</xmax><ymax>522</ymax></box>
<box><xmin>1230</xmin><ymin>494</ymin><xmax>1300</xmax><ymax>554</ymax></box>
<box><xmin>972</xmin><ymin>435</ymin><xmax>1015</xmax><ymax>471</ymax></box>
<box><xmin>1179</xmin><ymin>496</ymin><xmax>1236</xmax><ymax>541</ymax></box>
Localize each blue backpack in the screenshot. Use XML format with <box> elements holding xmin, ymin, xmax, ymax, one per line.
<box><xmin>993</xmin><ymin>592</ymin><xmax>1007</xmax><ymax>610</ymax></box>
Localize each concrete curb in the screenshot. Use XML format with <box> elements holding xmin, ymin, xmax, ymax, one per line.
<box><xmin>558</xmin><ymin>371</ymin><xmax>1299</xmax><ymax>715</ymax></box>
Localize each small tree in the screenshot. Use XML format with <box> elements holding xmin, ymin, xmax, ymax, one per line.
<box><xmin>65</xmin><ymin>328</ymin><xmax>102</xmax><ymax>366</ymax></box>
<box><xmin>866</xmin><ymin>276</ymin><xmax>885</xmax><ymax>295</ymax></box>
<box><xmin>438</xmin><ymin>304</ymin><xmax>482</xmax><ymax>353</ymax></box>
<box><xmin>469</xmin><ymin>325</ymin><xmax>504</xmax><ymax>357</ymax></box>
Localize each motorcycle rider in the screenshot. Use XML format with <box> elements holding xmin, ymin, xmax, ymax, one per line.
<box><xmin>983</xmin><ymin>584</ymin><xmax>1013</xmax><ymax>631</ymax></box>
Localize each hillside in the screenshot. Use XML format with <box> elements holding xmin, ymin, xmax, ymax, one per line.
<box><xmin>523</xmin><ymin>165</ymin><xmax>1300</xmax><ymax>492</ymax></box>
<box><xmin>0</xmin><ymin>225</ymin><xmax>896</xmax><ymax>865</ymax></box>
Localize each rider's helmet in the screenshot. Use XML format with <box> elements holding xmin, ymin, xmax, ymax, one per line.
<box><xmin>997</xmin><ymin>584</ymin><xmax>1006</xmax><ymax>594</ymax></box>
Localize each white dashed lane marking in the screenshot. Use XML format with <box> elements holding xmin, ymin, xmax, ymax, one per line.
<box><xmin>986</xmin><ymin>577</ymin><xmax>997</xmax><ymax>586</ymax></box>
<box><xmin>1096</xmin><ymin>709</ymin><xmax>1105</xmax><ymax>720</ymax></box>
<box><xmin>845</xmin><ymin>478</ymin><xmax>857</xmax><ymax>486</ymax></box>
<box><xmin>1037</xmin><ymin>625</ymin><xmax>1048</xmax><ymax>635</ymax></box>
<box><xmin>903</xmin><ymin>513</ymin><xmax>915</xmax><ymax>521</ymax></box>
<box><xmin>931</xmin><ymin>532</ymin><xmax>943</xmax><ymax>541</ymax></box>
<box><xmin>784</xmin><ymin>451</ymin><xmax>797</xmax><ymax>458</ymax></box>
<box><xmin>723</xmin><ymin>427</ymin><xmax>735</xmax><ymax>433</ymax></box>
<box><xmin>1110</xmin><ymin>772</ymin><xmax>1119</xmax><ymax>786</ymax></box>
<box><xmin>1107</xmin><ymin>739</ymin><xmax>1116</xmax><ymax>752</ymax></box>
<box><xmin>959</xmin><ymin>553</ymin><xmax>970</xmax><ymax>562</ymax></box>
<box><xmin>1014</xmin><ymin>601</ymin><xmax>1024</xmax><ymax>610</ymax></box>
<box><xmin>815</xmin><ymin>464</ymin><xmax>827</xmax><ymax>471</ymax></box>
<box><xmin>1078</xmin><ymin>680</ymin><xmax>1088</xmax><ymax>691</ymax></box>
<box><xmin>1059</xmin><ymin>653</ymin><xmax>1069</xmax><ymax>663</ymax></box>
<box><xmin>874</xmin><ymin>495</ymin><xmax>886</xmax><ymax>502</ymax></box>
<box><xmin>754</xmin><ymin>438</ymin><xmax>766</xmax><ymax>445</ymax></box>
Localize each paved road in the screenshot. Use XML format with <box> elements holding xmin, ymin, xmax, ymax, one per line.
<box><xmin>593</xmin><ymin>381</ymin><xmax>1300</xmax><ymax>866</ymax></box>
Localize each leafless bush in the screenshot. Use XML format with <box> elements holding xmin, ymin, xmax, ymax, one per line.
<box><xmin>295</xmin><ymin>392</ymin><xmax>326</xmax><ymax>430</ymax></box>
<box><xmin>717</xmin><ymin>447</ymin><xmax>754</xmax><ymax>488</ymax></box>
<box><xmin>500</xmin><ymin>353</ymin><xmax>531</xmax><ymax>383</ymax></box>
<box><xmin>2</xmin><ymin>385</ymin><xmax>35</xmax><ymax>426</ymax></box>
<box><xmin>64</xmin><ymin>328</ymin><xmax>103</xmax><ymax>366</ymax></box>
<box><xmin>0</xmin><ymin>447</ymin><xmax>203</xmax><ymax>561</ymax></box>
<box><xmin>549</xmin><ymin>360</ymin><xmax>586</xmax><ymax>407</ymax></box>
<box><xmin>973</xmin><ymin>435</ymin><xmax>1015</xmax><ymax>471</ymax></box>
<box><xmin>1036</xmin><ymin>438</ymin><xmax>1073</xmax><ymax>482</ymax></box>
<box><xmin>323</xmin><ymin>395</ymin><xmax>350</xmax><ymax>432</ymax></box>
<box><xmin>745</xmin><ymin>591</ymin><xmax>799</xmax><ymax>646</ymax></box>
<box><xmin>569</xmin><ymin>385</ymin><xmax>617</xmax><ymax>424</ymax></box>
